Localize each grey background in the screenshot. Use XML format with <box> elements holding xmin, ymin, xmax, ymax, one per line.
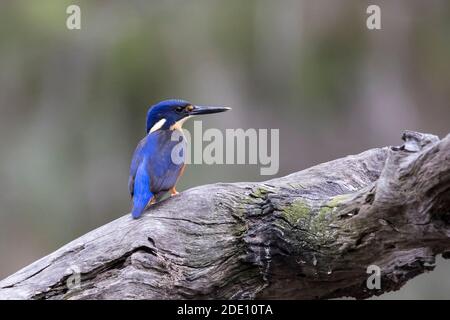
<box><xmin>0</xmin><ymin>0</ymin><xmax>449</xmax><ymax>298</ymax></box>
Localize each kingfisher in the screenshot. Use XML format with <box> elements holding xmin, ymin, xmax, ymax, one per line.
<box><xmin>129</xmin><ymin>99</ymin><xmax>230</xmax><ymax>219</ymax></box>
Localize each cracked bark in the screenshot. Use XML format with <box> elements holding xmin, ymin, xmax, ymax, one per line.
<box><xmin>0</xmin><ymin>130</ymin><xmax>449</xmax><ymax>300</ymax></box>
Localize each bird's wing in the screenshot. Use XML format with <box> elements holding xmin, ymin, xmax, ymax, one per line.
<box><xmin>128</xmin><ymin>137</ymin><xmax>147</xmax><ymax>197</ymax></box>
<box><xmin>129</xmin><ymin>130</ymin><xmax>186</xmax><ymax>199</ymax></box>
<box><xmin>146</xmin><ymin>130</ymin><xmax>186</xmax><ymax>195</ymax></box>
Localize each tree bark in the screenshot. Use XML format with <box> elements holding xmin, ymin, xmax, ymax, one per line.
<box><xmin>1</xmin><ymin>131</ymin><xmax>449</xmax><ymax>300</ymax></box>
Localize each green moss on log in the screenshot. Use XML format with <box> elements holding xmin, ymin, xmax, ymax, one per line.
<box><xmin>282</xmin><ymin>200</ymin><xmax>311</xmax><ymax>226</ymax></box>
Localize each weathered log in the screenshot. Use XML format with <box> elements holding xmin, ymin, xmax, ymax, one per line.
<box><xmin>0</xmin><ymin>131</ymin><xmax>449</xmax><ymax>300</ymax></box>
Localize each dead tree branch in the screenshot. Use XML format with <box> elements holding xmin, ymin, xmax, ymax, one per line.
<box><xmin>1</xmin><ymin>131</ymin><xmax>449</xmax><ymax>300</ymax></box>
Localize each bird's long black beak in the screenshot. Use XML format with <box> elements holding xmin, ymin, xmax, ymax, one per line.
<box><xmin>189</xmin><ymin>105</ymin><xmax>231</xmax><ymax>115</ymax></box>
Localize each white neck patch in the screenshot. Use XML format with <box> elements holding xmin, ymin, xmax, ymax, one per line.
<box><xmin>149</xmin><ymin>118</ymin><xmax>167</xmax><ymax>133</ymax></box>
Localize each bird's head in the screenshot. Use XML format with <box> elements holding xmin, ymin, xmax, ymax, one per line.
<box><xmin>146</xmin><ymin>99</ymin><xmax>230</xmax><ymax>133</ymax></box>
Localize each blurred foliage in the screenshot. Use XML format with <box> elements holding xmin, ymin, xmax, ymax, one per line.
<box><xmin>0</xmin><ymin>0</ymin><xmax>449</xmax><ymax>298</ymax></box>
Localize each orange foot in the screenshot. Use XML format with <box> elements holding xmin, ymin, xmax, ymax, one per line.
<box><xmin>170</xmin><ymin>187</ymin><xmax>179</xmax><ymax>197</ymax></box>
<box><xmin>149</xmin><ymin>197</ymin><xmax>156</xmax><ymax>205</ymax></box>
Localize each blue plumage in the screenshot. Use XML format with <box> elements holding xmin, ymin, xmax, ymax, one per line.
<box><xmin>129</xmin><ymin>131</ymin><xmax>185</xmax><ymax>218</ymax></box>
<box><xmin>131</xmin><ymin>161</ymin><xmax>152</xmax><ymax>219</ymax></box>
<box><xmin>129</xmin><ymin>99</ymin><xmax>230</xmax><ymax>219</ymax></box>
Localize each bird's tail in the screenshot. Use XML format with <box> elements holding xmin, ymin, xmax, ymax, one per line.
<box><xmin>131</xmin><ymin>162</ymin><xmax>153</xmax><ymax>219</ymax></box>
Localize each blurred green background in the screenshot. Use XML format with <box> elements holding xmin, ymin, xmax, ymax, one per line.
<box><xmin>0</xmin><ymin>0</ymin><xmax>450</xmax><ymax>298</ymax></box>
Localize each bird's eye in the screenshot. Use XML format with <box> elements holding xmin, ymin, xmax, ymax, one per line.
<box><xmin>175</xmin><ymin>106</ymin><xmax>184</xmax><ymax>113</ymax></box>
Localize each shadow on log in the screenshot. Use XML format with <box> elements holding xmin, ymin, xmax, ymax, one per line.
<box><xmin>1</xmin><ymin>131</ymin><xmax>449</xmax><ymax>300</ymax></box>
